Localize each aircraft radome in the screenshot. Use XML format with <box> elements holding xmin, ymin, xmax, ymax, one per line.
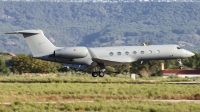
<box><xmin>6</xmin><ymin>30</ymin><xmax>195</xmax><ymax>77</ymax></box>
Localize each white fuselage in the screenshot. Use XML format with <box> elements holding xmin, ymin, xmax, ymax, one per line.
<box><xmin>42</xmin><ymin>45</ymin><xmax>194</xmax><ymax>66</ymax></box>
<box><xmin>6</xmin><ymin>29</ymin><xmax>195</xmax><ymax>76</ymax></box>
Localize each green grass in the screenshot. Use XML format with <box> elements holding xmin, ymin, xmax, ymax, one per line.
<box><xmin>0</xmin><ymin>72</ymin><xmax>191</xmax><ymax>83</ymax></box>
<box><xmin>0</xmin><ymin>83</ymin><xmax>199</xmax><ymax>102</ymax></box>
<box><xmin>0</xmin><ymin>100</ymin><xmax>200</xmax><ymax>112</ymax></box>
<box><xmin>0</xmin><ymin>74</ymin><xmax>198</xmax><ymax>111</ymax></box>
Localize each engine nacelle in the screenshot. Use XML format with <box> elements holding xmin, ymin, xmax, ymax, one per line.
<box><xmin>54</xmin><ymin>47</ymin><xmax>88</xmax><ymax>59</ymax></box>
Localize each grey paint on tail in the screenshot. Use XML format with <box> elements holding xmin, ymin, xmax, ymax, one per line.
<box><xmin>6</xmin><ymin>29</ymin><xmax>57</xmax><ymax>56</ymax></box>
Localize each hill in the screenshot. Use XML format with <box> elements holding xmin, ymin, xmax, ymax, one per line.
<box><xmin>0</xmin><ymin>2</ymin><xmax>200</xmax><ymax>54</ymax></box>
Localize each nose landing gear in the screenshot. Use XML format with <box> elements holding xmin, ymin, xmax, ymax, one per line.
<box><xmin>177</xmin><ymin>59</ymin><xmax>183</xmax><ymax>69</ymax></box>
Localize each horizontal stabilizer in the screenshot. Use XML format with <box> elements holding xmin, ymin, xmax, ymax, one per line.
<box><xmin>63</xmin><ymin>64</ymin><xmax>88</xmax><ymax>70</ymax></box>
<box><xmin>5</xmin><ymin>30</ymin><xmax>40</xmax><ymax>34</ymax></box>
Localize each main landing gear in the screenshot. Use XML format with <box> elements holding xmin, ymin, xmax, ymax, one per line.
<box><xmin>92</xmin><ymin>71</ymin><xmax>105</xmax><ymax>77</ymax></box>
<box><xmin>91</xmin><ymin>66</ymin><xmax>105</xmax><ymax>77</ymax></box>
<box><xmin>177</xmin><ymin>59</ymin><xmax>183</xmax><ymax>69</ymax></box>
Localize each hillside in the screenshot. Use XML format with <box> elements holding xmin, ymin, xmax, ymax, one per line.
<box><xmin>0</xmin><ymin>2</ymin><xmax>200</xmax><ymax>54</ymax></box>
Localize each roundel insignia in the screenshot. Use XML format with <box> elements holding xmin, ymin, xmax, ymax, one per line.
<box><xmin>74</xmin><ymin>49</ymin><xmax>76</xmax><ymax>51</ymax></box>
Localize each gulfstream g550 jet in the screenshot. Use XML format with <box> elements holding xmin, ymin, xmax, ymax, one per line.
<box><xmin>6</xmin><ymin>29</ymin><xmax>195</xmax><ymax>77</ymax></box>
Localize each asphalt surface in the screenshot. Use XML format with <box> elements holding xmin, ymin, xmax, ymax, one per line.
<box><xmin>1</xmin><ymin>100</ymin><xmax>200</xmax><ymax>105</ymax></box>
<box><xmin>0</xmin><ymin>81</ymin><xmax>200</xmax><ymax>84</ymax></box>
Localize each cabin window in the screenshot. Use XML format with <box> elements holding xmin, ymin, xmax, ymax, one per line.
<box><xmin>117</xmin><ymin>52</ymin><xmax>121</xmax><ymax>55</ymax></box>
<box><xmin>109</xmin><ymin>52</ymin><xmax>114</xmax><ymax>56</ymax></box>
<box><xmin>125</xmin><ymin>51</ymin><xmax>129</xmax><ymax>55</ymax></box>
<box><xmin>133</xmin><ymin>51</ymin><xmax>137</xmax><ymax>54</ymax></box>
<box><xmin>141</xmin><ymin>51</ymin><xmax>145</xmax><ymax>54</ymax></box>
<box><xmin>148</xmin><ymin>50</ymin><xmax>152</xmax><ymax>54</ymax></box>
<box><xmin>156</xmin><ymin>50</ymin><xmax>160</xmax><ymax>53</ymax></box>
<box><xmin>177</xmin><ymin>46</ymin><xmax>181</xmax><ymax>49</ymax></box>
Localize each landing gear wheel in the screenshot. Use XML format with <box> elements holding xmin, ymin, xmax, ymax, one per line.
<box><xmin>177</xmin><ymin>59</ymin><xmax>183</xmax><ymax>69</ymax></box>
<box><xmin>99</xmin><ymin>72</ymin><xmax>104</xmax><ymax>77</ymax></box>
<box><xmin>92</xmin><ymin>72</ymin><xmax>98</xmax><ymax>77</ymax></box>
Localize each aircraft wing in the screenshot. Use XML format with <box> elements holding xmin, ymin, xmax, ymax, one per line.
<box><xmin>87</xmin><ymin>47</ymin><xmax>137</xmax><ymax>66</ymax></box>
<box><xmin>92</xmin><ymin>56</ymin><xmax>136</xmax><ymax>66</ymax></box>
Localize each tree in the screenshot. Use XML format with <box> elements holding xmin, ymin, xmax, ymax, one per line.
<box><xmin>11</xmin><ymin>54</ymin><xmax>61</xmax><ymax>74</ymax></box>
<box><xmin>130</xmin><ymin>60</ymin><xmax>164</xmax><ymax>77</ymax></box>
<box><xmin>0</xmin><ymin>59</ymin><xmax>9</xmax><ymax>75</ymax></box>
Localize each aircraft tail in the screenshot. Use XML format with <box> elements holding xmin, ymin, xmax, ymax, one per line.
<box><xmin>6</xmin><ymin>29</ymin><xmax>57</xmax><ymax>56</ymax></box>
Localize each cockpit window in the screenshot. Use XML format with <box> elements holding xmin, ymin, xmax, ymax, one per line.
<box><xmin>177</xmin><ymin>46</ymin><xmax>181</xmax><ymax>49</ymax></box>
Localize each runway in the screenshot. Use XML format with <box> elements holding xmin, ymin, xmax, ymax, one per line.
<box><xmin>165</xmin><ymin>82</ymin><xmax>200</xmax><ymax>84</ymax></box>
<box><xmin>1</xmin><ymin>100</ymin><xmax>200</xmax><ymax>105</ymax></box>
<box><xmin>0</xmin><ymin>81</ymin><xmax>200</xmax><ymax>84</ymax></box>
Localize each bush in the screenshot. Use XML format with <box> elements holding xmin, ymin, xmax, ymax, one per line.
<box><xmin>11</xmin><ymin>54</ymin><xmax>61</xmax><ymax>74</ymax></box>
<box><xmin>0</xmin><ymin>59</ymin><xmax>10</xmax><ymax>75</ymax></box>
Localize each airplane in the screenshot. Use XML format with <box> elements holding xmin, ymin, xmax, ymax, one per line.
<box><xmin>6</xmin><ymin>29</ymin><xmax>195</xmax><ymax>77</ymax></box>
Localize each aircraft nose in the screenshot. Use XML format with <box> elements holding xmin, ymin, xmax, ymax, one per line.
<box><xmin>187</xmin><ymin>51</ymin><xmax>195</xmax><ymax>57</ymax></box>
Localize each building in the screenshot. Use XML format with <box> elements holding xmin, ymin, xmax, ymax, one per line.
<box><xmin>161</xmin><ymin>63</ymin><xmax>200</xmax><ymax>78</ymax></box>
<box><xmin>162</xmin><ymin>69</ymin><xmax>200</xmax><ymax>78</ymax></box>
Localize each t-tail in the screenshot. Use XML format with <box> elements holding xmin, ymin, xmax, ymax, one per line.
<box><xmin>5</xmin><ymin>29</ymin><xmax>59</xmax><ymax>57</ymax></box>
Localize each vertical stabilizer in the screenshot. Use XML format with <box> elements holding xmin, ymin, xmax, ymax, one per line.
<box><xmin>6</xmin><ymin>29</ymin><xmax>56</xmax><ymax>56</ymax></box>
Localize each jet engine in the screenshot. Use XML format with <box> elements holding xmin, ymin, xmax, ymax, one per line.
<box><xmin>54</xmin><ymin>47</ymin><xmax>88</xmax><ymax>59</ymax></box>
